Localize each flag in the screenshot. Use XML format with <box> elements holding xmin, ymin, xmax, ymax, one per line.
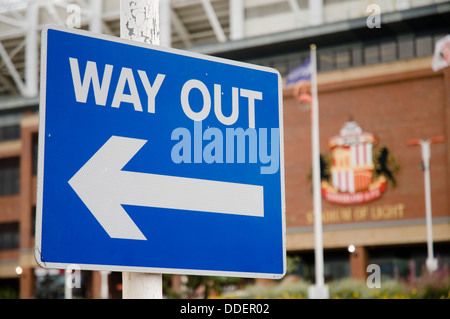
<box><xmin>432</xmin><ymin>34</ymin><xmax>450</xmax><ymax>71</ymax></box>
<box><xmin>284</xmin><ymin>57</ymin><xmax>312</xmax><ymax>87</ymax></box>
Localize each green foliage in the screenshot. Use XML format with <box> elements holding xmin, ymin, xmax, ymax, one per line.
<box><xmin>0</xmin><ymin>288</ymin><xmax>19</xmax><ymax>299</ymax></box>
<box><xmin>329</xmin><ymin>278</ymin><xmax>370</xmax><ymax>299</ymax></box>
<box><xmin>285</xmin><ymin>255</ymin><xmax>301</xmax><ymax>275</ymax></box>
<box><xmin>233</xmin><ymin>278</ymin><xmax>309</xmax><ymax>299</ymax></box>
<box><xmin>213</xmin><ymin>266</ymin><xmax>450</xmax><ymax>299</ymax></box>
<box><xmin>406</xmin><ymin>266</ymin><xmax>450</xmax><ymax>299</ymax></box>
<box><xmin>329</xmin><ymin>278</ymin><xmax>407</xmax><ymax>299</ymax></box>
<box><xmin>164</xmin><ymin>274</ymin><xmax>241</xmax><ymax>299</ymax></box>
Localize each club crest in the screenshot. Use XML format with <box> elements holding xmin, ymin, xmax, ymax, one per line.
<box><xmin>319</xmin><ymin>121</ymin><xmax>399</xmax><ymax>205</ymax></box>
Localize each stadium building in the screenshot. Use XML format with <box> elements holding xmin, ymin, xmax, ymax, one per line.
<box><xmin>0</xmin><ymin>0</ymin><xmax>449</xmax><ymax>298</ymax></box>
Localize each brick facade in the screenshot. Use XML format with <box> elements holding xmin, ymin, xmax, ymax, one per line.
<box><xmin>285</xmin><ymin>57</ymin><xmax>450</xmax><ymax>280</ymax></box>
<box><xmin>1</xmin><ymin>56</ymin><xmax>449</xmax><ymax>297</ymax></box>
<box><xmin>285</xmin><ymin>58</ymin><xmax>450</xmax><ymax>231</ymax></box>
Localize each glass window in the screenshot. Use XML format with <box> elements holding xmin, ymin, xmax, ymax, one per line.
<box><xmin>31</xmin><ymin>206</ymin><xmax>36</xmax><ymax>238</ymax></box>
<box><xmin>380</xmin><ymin>41</ymin><xmax>397</xmax><ymax>62</ymax></box>
<box><xmin>318</xmin><ymin>50</ymin><xmax>335</xmax><ymax>72</ymax></box>
<box><xmin>0</xmin><ymin>223</ymin><xmax>19</xmax><ymax>250</ymax></box>
<box><xmin>415</xmin><ymin>35</ymin><xmax>433</xmax><ymax>57</ymax></box>
<box><xmin>0</xmin><ymin>157</ymin><xmax>20</xmax><ymax>196</ymax></box>
<box><xmin>273</xmin><ymin>57</ymin><xmax>289</xmax><ymax>77</ymax></box>
<box><xmin>336</xmin><ymin>48</ymin><xmax>351</xmax><ymax>69</ymax></box>
<box><xmin>398</xmin><ymin>37</ymin><xmax>414</xmax><ymax>59</ymax></box>
<box><xmin>364</xmin><ymin>44</ymin><xmax>380</xmax><ymax>65</ymax></box>
<box><xmin>0</xmin><ymin>125</ymin><xmax>20</xmax><ymax>142</ymax></box>
<box><xmin>351</xmin><ymin>46</ymin><xmax>363</xmax><ymax>67</ymax></box>
<box><xmin>32</xmin><ymin>134</ymin><xmax>38</xmax><ymax>175</ymax></box>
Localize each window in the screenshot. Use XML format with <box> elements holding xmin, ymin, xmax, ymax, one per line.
<box><xmin>415</xmin><ymin>35</ymin><xmax>433</xmax><ymax>57</ymax></box>
<box><xmin>364</xmin><ymin>44</ymin><xmax>380</xmax><ymax>65</ymax></box>
<box><xmin>269</xmin><ymin>31</ymin><xmax>443</xmax><ymax>78</ymax></box>
<box><xmin>398</xmin><ymin>37</ymin><xmax>414</xmax><ymax>59</ymax></box>
<box><xmin>0</xmin><ymin>157</ymin><xmax>20</xmax><ymax>196</ymax></box>
<box><xmin>31</xmin><ymin>206</ymin><xmax>36</xmax><ymax>238</ymax></box>
<box><xmin>32</xmin><ymin>134</ymin><xmax>38</xmax><ymax>175</ymax></box>
<box><xmin>0</xmin><ymin>223</ymin><xmax>19</xmax><ymax>250</ymax></box>
<box><xmin>336</xmin><ymin>48</ymin><xmax>351</xmax><ymax>69</ymax></box>
<box><xmin>351</xmin><ymin>46</ymin><xmax>363</xmax><ymax>67</ymax></box>
<box><xmin>273</xmin><ymin>57</ymin><xmax>289</xmax><ymax>77</ymax></box>
<box><xmin>0</xmin><ymin>125</ymin><xmax>20</xmax><ymax>142</ymax></box>
<box><xmin>380</xmin><ymin>41</ymin><xmax>397</xmax><ymax>62</ymax></box>
<box><xmin>318</xmin><ymin>50</ymin><xmax>335</xmax><ymax>72</ymax></box>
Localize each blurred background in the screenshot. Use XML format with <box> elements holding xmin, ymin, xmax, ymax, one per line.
<box><xmin>0</xmin><ymin>0</ymin><xmax>449</xmax><ymax>299</ymax></box>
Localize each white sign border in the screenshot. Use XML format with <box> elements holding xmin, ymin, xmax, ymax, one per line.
<box><xmin>35</xmin><ymin>24</ymin><xmax>286</xmax><ymax>279</ymax></box>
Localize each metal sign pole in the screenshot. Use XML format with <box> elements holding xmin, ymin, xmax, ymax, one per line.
<box><xmin>120</xmin><ymin>0</ymin><xmax>163</xmax><ymax>299</ymax></box>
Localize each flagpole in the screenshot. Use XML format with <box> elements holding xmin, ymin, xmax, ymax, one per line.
<box><xmin>308</xmin><ymin>44</ymin><xmax>329</xmax><ymax>299</ymax></box>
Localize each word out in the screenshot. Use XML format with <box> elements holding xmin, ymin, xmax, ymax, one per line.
<box><xmin>180</xmin><ymin>79</ymin><xmax>262</xmax><ymax>128</ymax></box>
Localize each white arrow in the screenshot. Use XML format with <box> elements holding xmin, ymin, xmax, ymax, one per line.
<box><xmin>68</xmin><ymin>136</ymin><xmax>264</xmax><ymax>240</ymax></box>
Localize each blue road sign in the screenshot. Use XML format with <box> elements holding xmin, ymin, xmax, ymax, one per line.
<box><xmin>36</xmin><ymin>25</ymin><xmax>285</xmax><ymax>278</ymax></box>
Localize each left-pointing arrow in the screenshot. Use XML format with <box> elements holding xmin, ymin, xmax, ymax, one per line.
<box><xmin>68</xmin><ymin>135</ymin><xmax>264</xmax><ymax>240</ymax></box>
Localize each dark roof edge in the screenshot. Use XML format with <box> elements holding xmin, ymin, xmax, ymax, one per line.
<box><xmin>188</xmin><ymin>3</ymin><xmax>450</xmax><ymax>57</ymax></box>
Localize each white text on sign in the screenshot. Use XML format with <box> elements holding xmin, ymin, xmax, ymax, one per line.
<box><xmin>69</xmin><ymin>58</ymin><xmax>279</xmax><ymax>174</ymax></box>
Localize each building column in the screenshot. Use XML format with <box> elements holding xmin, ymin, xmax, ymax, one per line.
<box><xmin>349</xmin><ymin>246</ymin><xmax>368</xmax><ymax>280</ymax></box>
<box><xmin>19</xmin><ymin>267</ymin><xmax>34</xmax><ymax>299</ymax></box>
<box><xmin>89</xmin><ymin>0</ymin><xmax>103</xmax><ymax>33</ymax></box>
<box><xmin>25</xmin><ymin>1</ymin><xmax>38</xmax><ymax>97</ymax></box>
<box><xmin>19</xmin><ymin>113</ymin><xmax>36</xmax><ymax>299</ymax></box>
<box><xmin>90</xmin><ymin>271</ymin><xmax>102</xmax><ymax>299</ymax></box>
<box><xmin>230</xmin><ymin>0</ymin><xmax>244</xmax><ymax>40</ymax></box>
<box><xmin>160</xmin><ymin>0</ymin><xmax>172</xmax><ymax>47</ymax></box>
<box><xmin>308</xmin><ymin>0</ymin><xmax>323</xmax><ymax>26</ymax></box>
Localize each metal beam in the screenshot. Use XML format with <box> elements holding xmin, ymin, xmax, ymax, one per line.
<box><xmin>200</xmin><ymin>0</ymin><xmax>226</xmax><ymax>43</ymax></box>
<box><xmin>0</xmin><ymin>13</ymin><xmax>26</xmax><ymax>28</ymax></box>
<box><xmin>0</xmin><ymin>39</ymin><xmax>24</xmax><ymax>69</ymax></box>
<box><xmin>25</xmin><ymin>0</ymin><xmax>38</xmax><ymax>97</ymax></box>
<box><xmin>0</xmin><ymin>73</ymin><xmax>16</xmax><ymax>94</ymax></box>
<box><xmin>171</xmin><ymin>8</ymin><xmax>192</xmax><ymax>47</ymax></box>
<box><xmin>44</xmin><ymin>2</ymin><xmax>64</xmax><ymax>25</ymax></box>
<box><xmin>0</xmin><ymin>41</ymin><xmax>26</xmax><ymax>96</ymax></box>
